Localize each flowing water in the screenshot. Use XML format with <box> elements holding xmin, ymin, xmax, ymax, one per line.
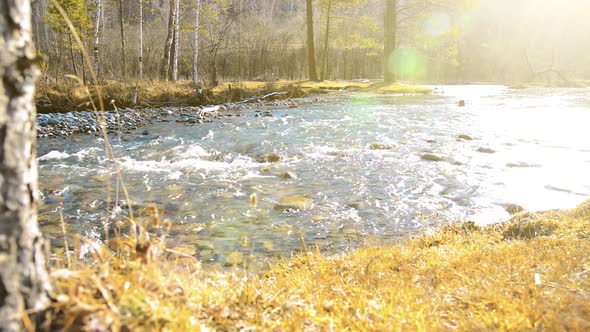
<box><xmin>38</xmin><ymin>86</ymin><xmax>590</xmax><ymax>265</ymax></box>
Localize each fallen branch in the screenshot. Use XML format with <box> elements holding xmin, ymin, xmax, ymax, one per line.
<box><xmin>233</xmin><ymin>91</ymin><xmax>288</xmax><ymax>105</ymax></box>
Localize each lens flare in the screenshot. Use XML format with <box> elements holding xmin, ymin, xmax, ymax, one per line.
<box><xmin>387</xmin><ymin>47</ymin><xmax>428</xmax><ymax>79</ymax></box>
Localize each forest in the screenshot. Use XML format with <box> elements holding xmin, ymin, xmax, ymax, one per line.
<box><xmin>33</xmin><ymin>0</ymin><xmax>590</xmax><ymax>87</ymax></box>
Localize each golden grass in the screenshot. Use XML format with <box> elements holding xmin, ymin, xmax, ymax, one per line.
<box><xmin>36</xmin><ymin>80</ymin><xmax>431</xmax><ymax>112</ymax></box>
<box><xmin>47</xmin><ymin>200</ymin><xmax>590</xmax><ymax>331</ymax></box>
<box><xmin>365</xmin><ymin>82</ymin><xmax>432</xmax><ymax>94</ymax></box>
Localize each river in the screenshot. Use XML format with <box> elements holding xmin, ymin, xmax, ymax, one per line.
<box><xmin>37</xmin><ymin>86</ymin><xmax>590</xmax><ymax>265</ymax></box>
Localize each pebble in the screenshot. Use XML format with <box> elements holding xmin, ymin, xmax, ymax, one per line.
<box><xmin>36</xmin><ymin>106</ymin><xmax>218</xmax><ymax>138</ymax></box>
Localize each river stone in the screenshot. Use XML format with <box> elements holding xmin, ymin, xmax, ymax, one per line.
<box><xmin>275</xmin><ymin>171</ymin><xmax>298</xmax><ymax>179</ymax></box>
<box><xmin>274</xmin><ymin>196</ymin><xmax>314</xmax><ymax>211</ymax></box>
<box><xmin>503</xmin><ymin>204</ymin><xmax>525</xmax><ymax>215</ymax></box>
<box><xmin>224</xmin><ymin>251</ymin><xmax>244</xmax><ymax>266</ymax></box>
<box><xmin>506</xmin><ymin>162</ymin><xmax>542</xmax><ymax>168</ymax></box>
<box><xmin>421</xmin><ymin>154</ymin><xmax>446</xmax><ymax>162</ymax></box>
<box><xmin>458</xmin><ymin>134</ymin><xmax>474</xmax><ymax>141</ymax></box>
<box><xmin>257</xmin><ymin>153</ymin><xmax>283</xmax><ymax>163</ymax></box>
<box><xmin>369</xmin><ymin>143</ymin><xmax>393</xmax><ymax>150</ymax></box>
<box><xmin>347</xmin><ymin>201</ymin><xmax>363</xmax><ymax>210</ymax></box>
<box><xmin>477</xmin><ymin>147</ymin><xmax>496</xmax><ymax>154</ymax></box>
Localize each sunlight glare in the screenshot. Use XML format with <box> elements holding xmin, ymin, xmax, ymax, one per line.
<box><xmin>387</xmin><ymin>47</ymin><xmax>428</xmax><ymax>79</ymax></box>
<box><xmin>424</xmin><ymin>12</ymin><xmax>451</xmax><ymax>36</ymax></box>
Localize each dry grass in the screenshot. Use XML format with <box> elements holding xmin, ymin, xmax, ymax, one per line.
<box><xmin>35</xmin><ymin>80</ymin><xmax>431</xmax><ymax>113</ymax></box>
<box><xmin>46</xmin><ymin>200</ymin><xmax>590</xmax><ymax>331</ymax></box>
<box><xmin>364</xmin><ymin>82</ymin><xmax>432</xmax><ymax>94</ymax></box>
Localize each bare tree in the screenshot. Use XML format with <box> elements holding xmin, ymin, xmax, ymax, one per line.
<box><xmin>139</xmin><ymin>0</ymin><xmax>144</xmax><ymax>79</ymax></box>
<box><xmin>171</xmin><ymin>0</ymin><xmax>180</xmax><ymax>81</ymax></box>
<box><xmin>384</xmin><ymin>0</ymin><xmax>397</xmax><ymax>83</ymax></box>
<box><xmin>0</xmin><ymin>0</ymin><xmax>51</xmax><ymax>329</ymax></box>
<box><xmin>193</xmin><ymin>0</ymin><xmax>202</xmax><ymax>86</ymax></box>
<box><xmin>93</xmin><ymin>0</ymin><xmax>101</xmax><ymax>78</ymax></box>
<box><xmin>320</xmin><ymin>0</ymin><xmax>333</xmax><ymax>81</ymax></box>
<box><xmin>306</xmin><ymin>0</ymin><xmax>319</xmax><ymax>81</ymax></box>
<box><xmin>162</xmin><ymin>0</ymin><xmax>175</xmax><ymax>80</ymax></box>
<box><xmin>119</xmin><ymin>0</ymin><xmax>127</xmax><ymax>77</ymax></box>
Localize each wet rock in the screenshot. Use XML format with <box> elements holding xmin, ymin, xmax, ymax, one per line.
<box><xmin>274</xmin><ymin>196</ymin><xmax>314</xmax><ymax>211</ymax></box>
<box><xmin>275</xmin><ymin>171</ymin><xmax>298</xmax><ymax>179</ymax></box>
<box><xmin>458</xmin><ymin>100</ymin><xmax>466</xmax><ymax>107</ymax></box>
<box><xmin>369</xmin><ymin>143</ymin><xmax>394</xmax><ymax>150</ymax></box>
<box><xmin>477</xmin><ymin>147</ymin><xmax>496</xmax><ymax>154</ymax></box>
<box><xmin>347</xmin><ymin>201</ymin><xmax>363</xmax><ymax>210</ymax></box>
<box><xmin>141</xmin><ymin>130</ymin><xmax>150</xmax><ymax>135</ymax></box>
<box><xmin>502</xmin><ymin>204</ymin><xmax>525</xmax><ymax>215</ymax></box>
<box><xmin>257</xmin><ymin>153</ymin><xmax>283</xmax><ymax>163</ymax></box>
<box><xmin>457</xmin><ymin>134</ymin><xmax>474</xmax><ymax>141</ymax></box>
<box><xmin>426</xmin><ymin>139</ymin><xmax>437</xmax><ymax>143</ymax></box>
<box><xmin>506</xmin><ymin>162</ymin><xmax>542</xmax><ymax>168</ymax></box>
<box><xmin>544</xmin><ymin>185</ymin><xmax>572</xmax><ymax>193</ymax></box>
<box><xmin>224</xmin><ymin>251</ymin><xmax>244</xmax><ymax>266</ymax></box>
<box><xmin>421</xmin><ymin>154</ymin><xmax>446</xmax><ymax>162</ymax></box>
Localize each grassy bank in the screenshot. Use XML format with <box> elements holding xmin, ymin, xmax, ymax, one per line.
<box><xmin>47</xmin><ymin>200</ymin><xmax>590</xmax><ymax>330</ymax></box>
<box><xmin>35</xmin><ymin>80</ymin><xmax>431</xmax><ymax>113</ymax></box>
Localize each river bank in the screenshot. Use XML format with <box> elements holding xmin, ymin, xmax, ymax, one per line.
<box><xmin>35</xmin><ymin>80</ymin><xmax>431</xmax><ymax>138</ymax></box>
<box><xmin>47</xmin><ymin>199</ymin><xmax>590</xmax><ymax>330</ymax></box>
<box><xmin>35</xmin><ymin>79</ymin><xmax>431</xmax><ymax>113</ymax></box>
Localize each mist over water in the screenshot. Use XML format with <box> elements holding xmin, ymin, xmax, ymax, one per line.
<box><xmin>38</xmin><ymin>86</ymin><xmax>590</xmax><ymax>265</ymax></box>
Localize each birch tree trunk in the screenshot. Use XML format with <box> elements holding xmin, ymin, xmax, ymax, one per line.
<box><xmin>192</xmin><ymin>0</ymin><xmax>201</xmax><ymax>87</ymax></box>
<box><xmin>0</xmin><ymin>0</ymin><xmax>51</xmax><ymax>329</ymax></box>
<box><xmin>171</xmin><ymin>0</ymin><xmax>180</xmax><ymax>82</ymax></box>
<box><xmin>93</xmin><ymin>0</ymin><xmax>101</xmax><ymax>79</ymax></box>
<box><xmin>119</xmin><ymin>0</ymin><xmax>127</xmax><ymax>78</ymax></box>
<box><xmin>162</xmin><ymin>0</ymin><xmax>175</xmax><ymax>80</ymax></box>
<box><xmin>305</xmin><ymin>0</ymin><xmax>318</xmax><ymax>81</ymax></box>
<box><xmin>384</xmin><ymin>0</ymin><xmax>397</xmax><ymax>83</ymax></box>
<box><xmin>139</xmin><ymin>0</ymin><xmax>143</xmax><ymax>80</ymax></box>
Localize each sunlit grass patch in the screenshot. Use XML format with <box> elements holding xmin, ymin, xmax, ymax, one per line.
<box><xmin>47</xmin><ymin>199</ymin><xmax>590</xmax><ymax>330</ymax></box>
<box><xmin>367</xmin><ymin>82</ymin><xmax>432</xmax><ymax>94</ymax></box>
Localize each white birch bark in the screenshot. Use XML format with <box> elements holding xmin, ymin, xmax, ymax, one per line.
<box><xmin>171</xmin><ymin>0</ymin><xmax>180</xmax><ymax>82</ymax></box>
<box><xmin>139</xmin><ymin>0</ymin><xmax>144</xmax><ymax>80</ymax></box>
<box><xmin>93</xmin><ymin>0</ymin><xmax>101</xmax><ymax>79</ymax></box>
<box><xmin>0</xmin><ymin>0</ymin><xmax>51</xmax><ymax>329</ymax></box>
<box><xmin>192</xmin><ymin>0</ymin><xmax>201</xmax><ymax>86</ymax></box>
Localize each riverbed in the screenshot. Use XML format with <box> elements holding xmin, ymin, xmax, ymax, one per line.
<box><xmin>37</xmin><ymin>86</ymin><xmax>590</xmax><ymax>265</ymax></box>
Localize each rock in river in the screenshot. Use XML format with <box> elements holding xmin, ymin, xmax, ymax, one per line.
<box><xmin>369</xmin><ymin>143</ymin><xmax>394</xmax><ymax>150</ymax></box>
<box><xmin>502</xmin><ymin>203</ymin><xmax>525</xmax><ymax>215</ymax></box>
<box><xmin>257</xmin><ymin>153</ymin><xmax>283</xmax><ymax>163</ymax></box>
<box><xmin>275</xmin><ymin>171</ymin><xmax>298</xmax><ymax>179</ymax></box>
<box><xmin>457</xmin><ymin>134</ymin><xmax>474</xmax><ymax>141</ymax></box>
<box><xmin>421</xmin><ymin>154</ymin><xmax>446</xmax><ymax>162</ymax></box>
<box><xmin>274</xmin><ymin>196</ymin><xmax>314</xmax><ymax>211</ymax></box>
<box><xmin>477</xmin><ymin>147</ymin><xmax>496</xmax><ymax>154</ymax></box>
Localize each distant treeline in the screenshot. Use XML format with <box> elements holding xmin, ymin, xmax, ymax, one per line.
<box><xmin>32</xmin><ymin>0</ymin><xmax>590</xmax><ymax>86</ymax></box>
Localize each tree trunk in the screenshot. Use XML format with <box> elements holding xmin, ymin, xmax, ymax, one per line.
<box><xmin>305</xmin><ymin>0</ymin><xmax>318</xmax><ymax>81</ymax></box>
<box><xmin>0</xmin><ymin>0</ymin><xmax>51</xmax><ymax>329</ymax></box>
<box><xmin>171</xmin><ymin>0</ymin><xmax>180</xmax><ymax>82</ymax></box>
<box><xmin>384</xmin><ymin>0</ymin><xmax>397</xmax><ymax>83</ymax></box>
<box><xmin>68</xmin><ymin>33</ymin><xmax>79</xmax><ymax>78</ymax></box>
<box><xmin>162</xmin><ymin>0</ymin><xmax>175</xmax><ymax>80</ymax></box>
<box><xmin>119</xmin><ymin>0</ymin><xmax>127</xmax><ymax>78</ymax></box>
<box><xmin>93</xmin><ymin>0</ymin><xmax>101</xmax><ymax>79</ymax></box>
<box><xmin>139</xmin><ymin>0</ymin><xmax>144</xmax><ymax>80</ymax></box>
<box><xmin>320</xmin><ymin>0</ymin><xmax>332</xmax><ymax>81</ymax></box>
<box><xmin>192</xmin><ymin>0</ymin><xmax>201</xmax><ymax>87</ymax></box>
